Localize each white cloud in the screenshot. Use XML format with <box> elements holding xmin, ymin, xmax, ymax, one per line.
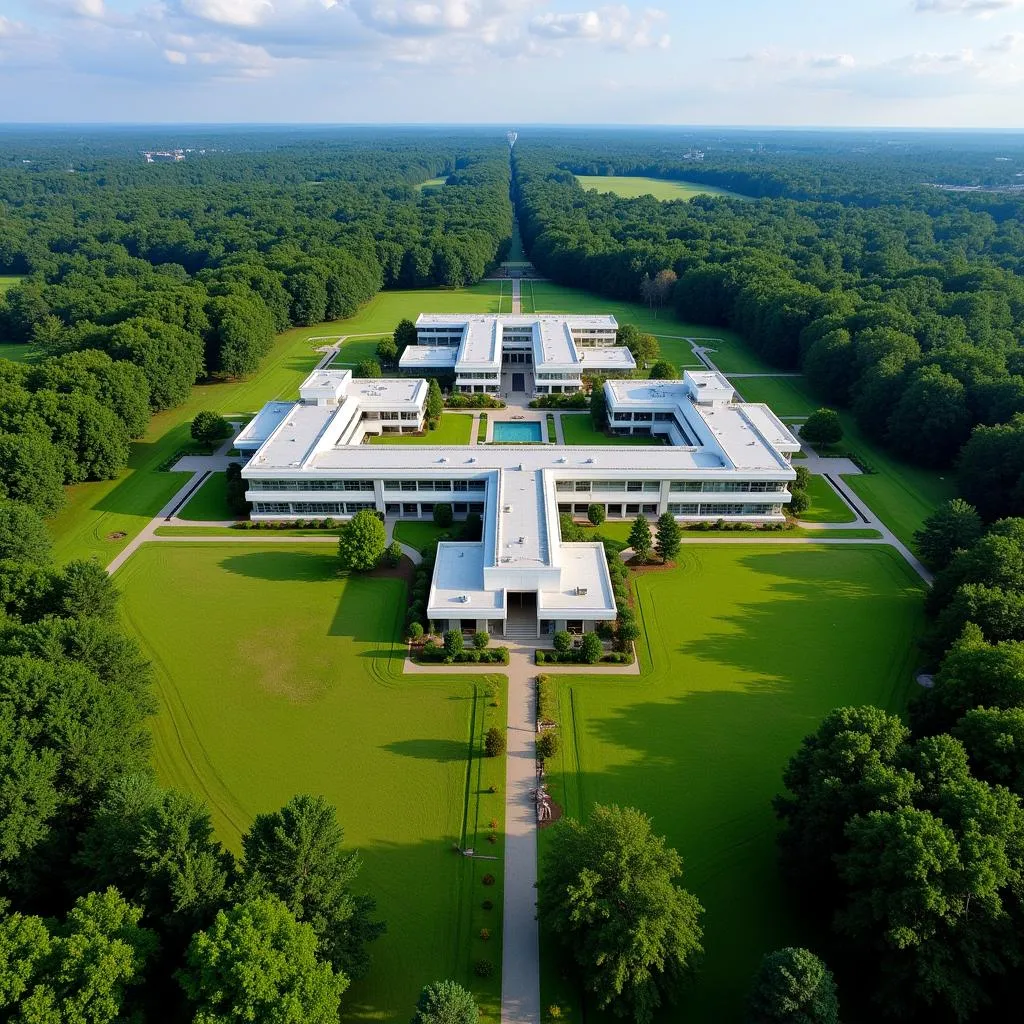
<box><xmin>913</xmin><ymin>0</ymin><xmax>1024</xmax><ymax>15</ymax></box>
<box><xmin>808</xmin><ymin>53</ymin><xmax>856</xmax><ymax>69</ymax></box>
<box><xmin>180</xmin><ymin>0</ymin><xmax>275</xmax><ymax>27</ymax></box>
<box><xmin>529</xmin><ymin>6</ymin><xmax>669</xmax><ymax>50</ymax></box>
<box><xmin>987</xmin><ymin>31</ymin><xmax>1024</xmax><ymax>50</ymax></box>
<box><xmin>164</xmin><ymin>48</ymin><xmax>189</xmax><ymax>63</ymax></box>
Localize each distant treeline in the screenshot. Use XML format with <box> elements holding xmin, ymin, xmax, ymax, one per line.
<box><xmin>514</xmin><ymin>138</ymin><xmax>1024</xmax><ymax>519</ymax></box>
<box><xmin>0</xmin><ymin>133</ymin><xmax>513</xmax><ymax>515</ymax></box>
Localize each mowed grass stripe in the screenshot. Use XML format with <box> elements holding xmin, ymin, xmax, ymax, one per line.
<box><xmin>539</xmin><ymin>544</ymin><xmax>925</xmax><ymax>1022</ymax></box>
<box><xmin>118</xmin><ymin>543</ymin><xmax>504</xmax><ymax>1022</ymax></box>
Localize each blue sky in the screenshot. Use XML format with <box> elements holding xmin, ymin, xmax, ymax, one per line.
<box><xmin>1</xmin><ymin>1</ymin><xmax>1022</xmax><ymax>126</ymax></box>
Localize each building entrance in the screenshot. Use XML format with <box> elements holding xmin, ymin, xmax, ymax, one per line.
<box><xmin>505</xmin><ymin>591</ymin><xmax>539</xmax><ymax>640</ymax></box>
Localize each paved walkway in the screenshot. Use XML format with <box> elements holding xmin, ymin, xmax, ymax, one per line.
<box><xmin>500</xmin><ymin>648</ymin><xmax>540</xmax><ymax>1024</ymax></box>
<box><xmin>511</xmin><ymin>278</ymin><xmax>522</xmax><ymax>315</ymax></box>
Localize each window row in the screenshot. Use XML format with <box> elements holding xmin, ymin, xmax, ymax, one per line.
<box><xmin>384</xmin><ymin>502</ymin><xmax>485</xmax><ymax>518</ymax></box>
<box><xmin>666</xmin><ymin>503</ymin><xmax>782</xmax><ymax>516</ymax></box>
<box><xmin>555</xmin><ymin>480</ymin><xmax>661</xmax><ymax>494</ymax></box>
<box><xmin>669</xmin><ymin>481</ymin><xmax>787</xmax><ymax>493</ymax></box>
<box><xmin>248</xmin><ymin>479</ymin><xmax>374</xmax><ymax>492</ymax></box>
<box><xmin>253</xmin><ymin>501</ymin><xmax>376</xmax><ymax>516</ymax></box>
<box><xmin>559</xmin><ymin>502</ymin><xmax>659</xmax><ymax>518</ymax></box>
<box><xmin>382</xmin><ymin>479</ymin><xmax>487</xmax><ymax>492</ymax></box>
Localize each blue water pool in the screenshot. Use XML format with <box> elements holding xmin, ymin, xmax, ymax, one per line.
<box><xmin>492</xmin><ymin>421</ymin><xmax>544</xmax><ymax>443</ymax></box>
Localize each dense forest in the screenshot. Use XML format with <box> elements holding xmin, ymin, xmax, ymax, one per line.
<box><xmin>0</xmin><ymin>130</ymin><xmax>511</xmax><ymax>514</ymax></box>
<box><xmin>513</xmin><ymin>133</ymin><xmax>1024</xmax><ymax>519</ymax></box>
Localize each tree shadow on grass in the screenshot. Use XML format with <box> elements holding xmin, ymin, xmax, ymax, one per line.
<box><xmin>219</xmin><ymin>549</ymin><xmax>340</xmax><ymax>582</ymax></box>
<box><xmin>382</xmin><ymin>738</ymin><xmax>473</xmax><ymax>762</ymax></box>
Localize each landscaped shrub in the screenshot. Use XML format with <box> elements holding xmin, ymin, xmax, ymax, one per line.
<box><xmin>443</xmin><ymin>628</ymin><xmax>464</xmax><ymax>659</ymax></box>
<box><xmin>473</xmin><ymin>630</ymin><xmax>490</xmax><ymax>650</ymax></box>
<box><xmin>407</xmin><ymin>622</ymin><xmax>424</xmax><ymax>642</ymax></box>
<box><xmin>422</xmin><ymin>640</ymin><xmax>441</xmax><ymax>659</ymax></box>
<box><xmin>433</xmin><ymin>503</ymin><xmax>454</xmax><ymax>528</ymax></box>
<box><xmin>587</xmin><ymin>503</ymin><xmax>606</xmax><ymax>526</ymax></box>
<box><xmin>537</xmin><ymin>731</ymin><xmax>559</xmax><ymax>760</ymax></box>
<box><xmin>445</xmin><ymin>393</ymin><xmax>504</xmax><ymax>409</ymax></box>
<box><xmin>479</xmin><ymin>928</ymin><xmax>491</xmax><ymax>941</ymax></box>
<box><xmin>381</xmin><ymin>540</ymin><xmax>402</xmax><ymax>568</ymax></box>
<box><xmin>481</xmin><ymin>874</ymin><xmax>495</xmax><ymax>886</ymax></box>
<box><xmin>474</xmin><ymin>959</ymin><xmax>495</xmax><ymax>978</ymax></box>
<box><xmin>482</xmin><ymin>899</ymin><xmax>493</xmax><ymax>911</ymax></box>
<box><xmin>537</xmin><ymin>675</ymin><xmax>557</xmax><ymax>724</ymax></box>
<box><xmin>535</xmin><ymin>650</ymin><xmax>547</xmax><ymax>665</ymax></box>
<box><xmin>552</xmin><ymin>630</ymin><xmax>573</xmax><ymax>655</ymax></box>
<box><xmin>484</xmin><ymin>727</ymin><xmax>506</xmax><ymax>757</ymax></box>
<box><xmin>581</xmin><ymin>632</ymin><xmax>603</xmax><ymax>664</ymax></box>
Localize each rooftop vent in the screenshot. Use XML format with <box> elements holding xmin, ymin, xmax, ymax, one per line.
<box><xmin>575</xmin><ymin>586</ymin><xmax>588</xmax><ymax>596</ymax></box>
<box><xmin>504</xmin><ymin>504</ymin><xmax>513</xmax><ymax>513</ymax></box>
<box><xmin>457</xmin><ymin>594</ymin><xmax>469</xmax><ymax>603</ymax></box>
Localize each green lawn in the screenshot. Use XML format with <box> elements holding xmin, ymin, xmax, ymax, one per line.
<box><xmin>155</xmin><ymin>526</ymin><xmax>338</xmax><ymax>538</ymax></box>
<box><xmin>728</xmin><ymin>376</ymin><xmax>820</xmax><ymax>418</ymax></box>
<box><xmin>575</xmin><ymin>176</ymin><xmax>748</xmax><ymax>202</ymax></box>
<box><xmin>523</xmin><ymin>281</ymin><xmax>769</xmax><ymax>373</ymax></box>
<box><xmin>800</xmin><ymin>474</ymin><xmax>857</xmax><ymax>524</ymax></box>
<box><xmin>176</xmin><ymin>472</ymin><xmax>235</xmax><ymax>521</ymax></box>
<box><xmin>559</xmin><ymin>414</ymin><xmax>660</xmax><ymax>447</ymax></box>
<box><xmin>392</xmin><ymin>520</ymin><xmax>454</xmax><ymax>554</ymax></box>
<box><xmin>0</xmin><ymin>275</ymin><xmax>24</xmax><ymax>293</ymax></box>
<box><xmin>369</xmin><ymin>414</ymin><xmax>473</xmax><ymax>445</ymax></box>
<box><xmin>541</xmin><ymin>544</ymin><xmax>925</xmax><ymax>1022</ymax></box>
<box><xmin>46</xmin><ymin>285</ymin><xmax>503</xmax><ymax>567</ymax></box>
<box><xmin>572</xmin><ymin>519</ymin><xmax>879</xmax><ymax>543</ymax></box>
<box><xmin>415</xmin><ymin>177</ymin><xmax>448</xmax><ymax>191</ymax></box>
<box><xmin>118</xmin><ymin>543</ymin><xmax>505</xmax><ymax>1023</ymax></box>
<box><xmin>0</xmin><ymin>342</ymin><xmax>37</xmax><ymax>363</ymax></box>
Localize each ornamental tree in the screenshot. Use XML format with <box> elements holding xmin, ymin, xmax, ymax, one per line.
<box><xmin>587</xmin><ymin>503</ymin><xmax>606</xmax><ymax>526</ymax></box>
<box><xmin>629</xmin><ymin>515</ymin><xmax>653</xmax><ymax>563</ymax></box>
<box><xmin>656</xmin><ymin>512</ymin><xmax>681</xmax><ymax>563</ymax></box>
<box><xmin>800</xmin><ymin>408</ymin><xmax>843</xmax><ymax>447</ymax></box>
<box><xmin>746</xmin><ymin>947</ymin><xmax>839</xmax><ymax>1024</ymax></box>
<box><xmin>191</xmin><ymin>410</ymin><xmax>232</xmax><ymax>447</ymax></box>
<box><xmin>177</xmin><ymin>895</ymin><xmax>348</xmax><ymax>1024</ymax></box>
<box><xmin>580</xmin><ymin>631</ymin><xmax>603</xmax><ymax>665</ymax></box>
<box><xmin>426</xmin><ymin>379</ymin><xmax>444</xmax><ymax>427</ymax></box>
<box><xmin>537</xmin><ymin>804</ymin><xmax>704</xmax><ymax>1024</ymax></box>
<box><xmin>412</xmin><ymin>979</ymin><xmax>479</xmax><ymax>1024</ymax></box>
<box><xmin>338</xmin><ymin>510</ymin><xmax>386</xmax><ymax>573</ymax></box>
<box><xmin>393</xmin><ymin>318</ymin><xmax>417</xmax><ymax>356</ymax></box>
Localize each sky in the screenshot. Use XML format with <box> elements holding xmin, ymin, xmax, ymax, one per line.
<box><xmin>0</xmin><ymin>1</ymin><xmax>1023</xmax><ymax>127</ymax></box>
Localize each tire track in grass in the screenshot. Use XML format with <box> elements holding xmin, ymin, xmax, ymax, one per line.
<box><xmin>119</xmin><ymin>553</ymin><xmax>250</xmax><ymax>841</ymax></box>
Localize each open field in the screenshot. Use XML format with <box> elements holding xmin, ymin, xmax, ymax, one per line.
<box><xmin>728</xmin><ymin>375</ymin><xmax>820</xmax><ymax>418</ymax></box>
<box><xmin>559</xmin><ymin>414</ymin><xmax>660</xmax><ymax>447</ymax></box>
<box><xmin>369</xmin><ymin>414</ymin><xmax>474</xmax><ymax>446</ymax></box>
<box><xmin>45</xmin><ymin>284</ymin><xmax>504</xmax><ymax>566</ymax></box>
<box><xmin>118</xmin><ymin>543</ymin><xmax>505</xmax><ymax>1023</ymax></box>
<box><xmin>178</xmin><ymin>472</ymin><xmax>232</xmax><ymax>521</ymax></box>
<box><xmin>0</xmin><ymin>342</ymin><xmax>38</xmax><ymax>363</ymax></box>
<box><xmin>722</xmin><ymin>371</ymin><xmax>953</xmax><ymax>545</ymax></box>
<box><xmin>0</xmin><ymin>274</ymin><xmax>25</xmax><ymax>293</ymax></box>
<box><xmin>415</xmin><ymin>177</ymin><xmax>448</xmax><ymax>191</ymax></box>
<box><xmin>800</xmin><ymin>473</ymin><xmax>856</xmax><ymax>524</ymax></box>
<box><xmin>575</xmin><ymin>176</ymin><xmax>748</xmax><ymax>202</ymax></box>
<box><xmin>523</xmin><ymin>282</ymin><xmax>762</xmax><ymax>373</ymax></box>
<box><xmin>540</xmin><ymin>544</ymin><xmax>925</xmax><ymax>1021</ymax></box>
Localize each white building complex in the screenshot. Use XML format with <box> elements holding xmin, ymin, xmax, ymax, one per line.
<box><xmin>400</xmin><ymin>313</ymin><xmax>635</xmax><ymax>398</ymax></box>
<box><xmin>239</xmin><ymin>316</ymin><xmax>800</xmax><ymax>637</ymax></box>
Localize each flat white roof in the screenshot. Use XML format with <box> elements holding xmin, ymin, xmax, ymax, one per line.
<box><xmin>427</xmin><ymin>543</ymin><xmax>505</xmax><ymax>616</ymax></box>
<box><xmin>578</xmin><ymin>348</ymin><xmax>637</xmax><ymax>369</ymax></box>
<box><xmin>234</xmin><ymin>401</ymin><xmax>294</xmax><ymax>449</ymax></box>
<box><xmin>398</xmin><ymin>345</ymin><xmax>458</xmax><ymax>369</ymax></box>
<box><xmin>538</xmin><ymin>544</ymin><xmax>616</xmax><ymax>618</ymax></box>
<box><xmin>348</xmin><ymin>377</ymin><xmax>427</xmax><ymax>409</ymax></box>
<box><xmin>413</xmin><ymin>314</ymin><xmax>624</xmax><ymax>374</ymax></box>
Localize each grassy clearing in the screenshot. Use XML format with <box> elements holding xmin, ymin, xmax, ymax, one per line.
<box><xmin>118</xmin><ymin>543</ymin><xmax>505</xmax><ymax>1023</ymax></box>
<box><xmin>0</xmin><ymin>342</ymin><xmax>37</xmax><ymax>363</ymax></box>
<box><xmin>177</xmin><ymin>472</ymin><xmax>234</xmax><ymax>521</ymax></box>
<box><xmin>728</xmin><ymin>376</ymin><xmax>820</xmax><ymax>418</ymax></box>
<box><xmin>415</xmin><ymin>177</ymin><xmax>448</xmax><ymax>191</ymax></box>
<box><xmin>575</xmin><ymin>176</ymin><xmax>748</xmax><ymax>202</ymax></box>
<box><xmin>46</xmin><ymin>285</ymin><xmax>502</xmax><ymax>566</ymax></box>
<box><xmin>559</xmin><ymin>414</ymin><xmax>660</xmax><ymax>447</ymax></box>
<box><xmin>0</xmin><ymin>274</ymin><xmax>25</xmax><ymax>293</ymax></box>
<box><xmin>800</xmin><ymin>474</ymin><xmax>857</xmax><ymax>524</ymax></box>
<box><xmin>540</xmin><ymin>544</ymin><xmax>925</xmax><ymax>1021</ymax></box>
<box><xmin>477</xmin><ymin>414</ymin><xmax>488</xmax><ymax>443</ymax></box>
<box><xmin>369</xmin><ymin>414</ymin><xmax>474</xmax><ymax>446</ymax></box>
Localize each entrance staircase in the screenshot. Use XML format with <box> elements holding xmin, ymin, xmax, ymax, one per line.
<box><xmin>503</xmin><ymin>613</ymin><xmax>538</xmax><ymax>641</ymax></box>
